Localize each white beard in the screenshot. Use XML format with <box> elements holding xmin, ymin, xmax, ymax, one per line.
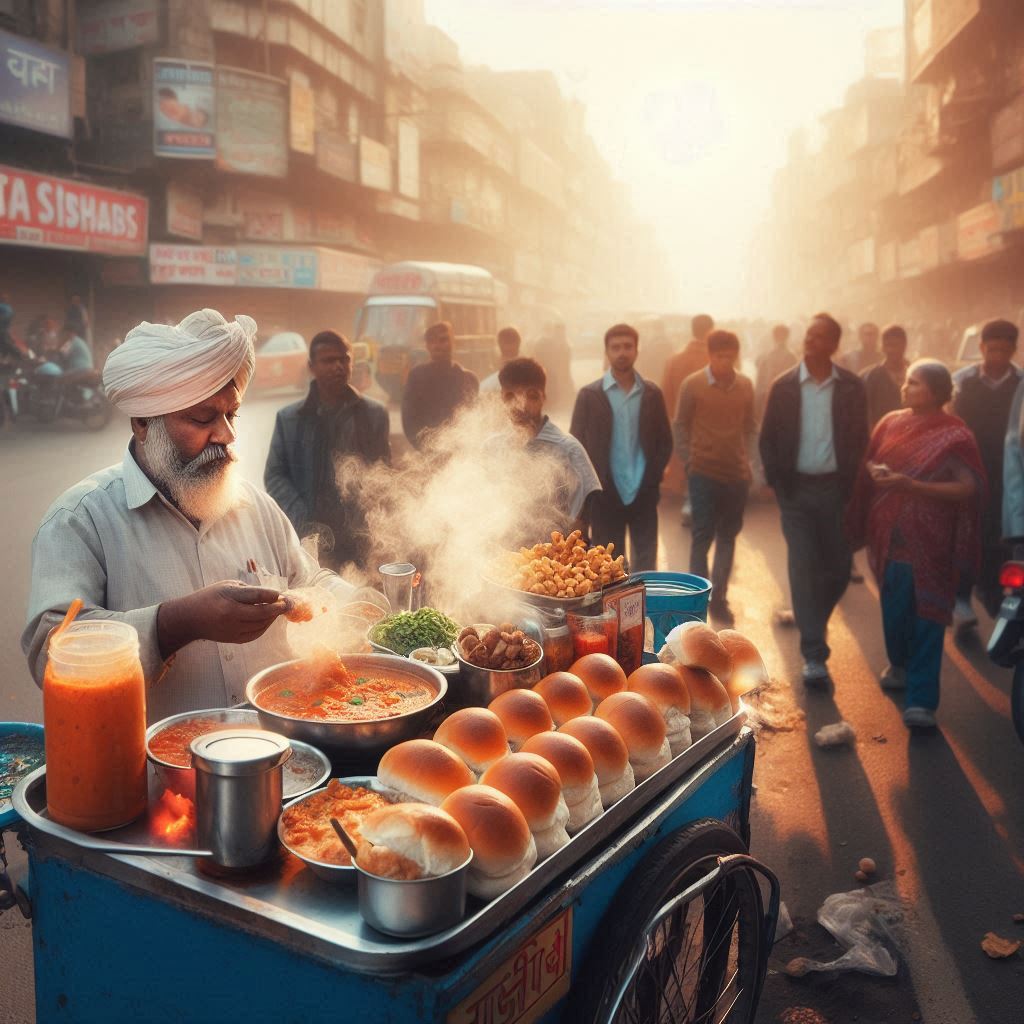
<box><xmin>143</xmin><ymin>416</ymin><xmax>242</xmax><ymax>524</ymax></box>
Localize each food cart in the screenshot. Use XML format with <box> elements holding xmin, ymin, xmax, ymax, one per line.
<box><xmin>2</xmin><ymin>571</ymin><xmax>779</xmax><ymax>1024</ymax></box>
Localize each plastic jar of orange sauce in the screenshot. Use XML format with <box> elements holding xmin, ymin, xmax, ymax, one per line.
<box><xmin>44</xmin><ymin>620</ymin><xmax>147</xmax><ymax>831</ymax></box>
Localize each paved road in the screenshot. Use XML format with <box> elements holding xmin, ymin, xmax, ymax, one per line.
<box><xmin>1</xmin><ymin>377</ymin><xmax>1022</xmax><ymax>1023</ymax></box>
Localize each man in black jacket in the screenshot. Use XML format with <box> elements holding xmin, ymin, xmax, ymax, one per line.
<box><xmin>265</xmin><ymin>330</ymin><xmax>390</xmax><ymax>570</ymax></box>
<box><xmin>760</xmin><ymin>313</ymin><xmax>869</xmax><ymax>685</ymax></box>
<box><xmin>570</xmin><ymin>323</ymin><xmax>673</xmax><ymax>570</ymax></box>
<box><xmin>401</xmin><ymin>320</ymin><xmax>479</xmax><ymax>448</ymax></box>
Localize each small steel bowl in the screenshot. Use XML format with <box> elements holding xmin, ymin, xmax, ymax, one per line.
<box><xmin>452</xmin><ymin>646</ymin><xmax>545</xmax><ymax>708</ymax></box>
<box><xmin>246</xmin><ymin>654</ymin><xmax>447</xmax><ymax>756</ymax></box>
<box><xmin>277</xmin><ymin>776</ymin><xmax>400</xmax><ymax>882</ymax></box>
<box><xmin>146</xmin><ymin>708</ymin><xmax>330</xmax><ymax>803</ymax></box>
<box><xmin>355</xmin><ymin>850</ymin><xmax>473</xmax><ymax>937</ymax></box>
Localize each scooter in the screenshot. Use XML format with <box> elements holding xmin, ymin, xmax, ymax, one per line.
<box><xmin>16</xmin><ymin>362</ymin><xmax>112</xmax><ymax>431</ymax></box>
<box><xmin>987</xmin><ymin>560</ymin><xmax>1024</xmax><ymax>743</ymax></box>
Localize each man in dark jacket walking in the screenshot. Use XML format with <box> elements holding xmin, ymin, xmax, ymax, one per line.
<box><xmin>952</xmin><ymin>318</ymin><xmax>1021</xmax><ymax>624</ymax></box>
<box><xmin>571</xmin><ymin>323</ymin><xmax>673</xmax><ymax>571</ymax></box>
<box><xmin>760</xmin><ymin>313</ymin><xmax>869</xmax><ymax>685</ymax></box>
<box><xmin>265</xmin><ymin>330</ymin><xmax>390</xmax><ymax>570</ymax></box>
<box><xmin>401</xmin><ymin>320</ymin><xmax>479</xmax><ymax>448</ymax></box>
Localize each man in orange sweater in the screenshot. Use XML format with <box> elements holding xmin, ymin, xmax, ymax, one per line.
<box><xmin>673</xmin><ymin>329</ymin><xmax>756</xmax><ymax>625</ymax></box>
<box><xmin>661</xmin><ymin>313</ymin><xmax>714</xmax><ymax>523</ymax></box>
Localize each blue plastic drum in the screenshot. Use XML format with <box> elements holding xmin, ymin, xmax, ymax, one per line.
<box><xmin>631</xmin><ymin>571</ymin><xmax>712</xmax><ymax>660</ymax></box>
<box><xmin>0</xmin><ymin>723</ymin><xmax>45</xmax><ymax>829</ymax></box>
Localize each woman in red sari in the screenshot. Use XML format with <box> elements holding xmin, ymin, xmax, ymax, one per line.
<box><xmin>847</xmin><ymin>359</ymin><xmax>986</xmax><ymax>729</ymax></box>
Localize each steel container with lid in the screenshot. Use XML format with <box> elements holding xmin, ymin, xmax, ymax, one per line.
<box><xmin>190</xmin><ymin>729</ymin><xmax>292</xmax><ymax>868</ymax></box>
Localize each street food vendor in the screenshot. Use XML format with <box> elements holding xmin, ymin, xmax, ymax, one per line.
<box><xmin>22</xmin><ymin>308</ymin><xmax>345</xmax><ymax>723</ymax></box>
<box><xmin>499</xmin><ymin>356</ymin><xmax>601</xmax><ymax>536</ymax></box>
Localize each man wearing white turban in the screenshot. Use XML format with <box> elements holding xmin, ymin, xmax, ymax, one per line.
<box><xmin>23</xmin><ymin>309</ymin><xmax>346</xmax><ymax>722</ymax></box>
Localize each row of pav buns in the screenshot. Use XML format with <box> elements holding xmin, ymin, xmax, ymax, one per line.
<box><xmin>373</xmin><ymin>629</ymin><xmax>767</xmax><ymax>900</ymax></box>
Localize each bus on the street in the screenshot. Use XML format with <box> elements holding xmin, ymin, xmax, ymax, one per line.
<box><xmin>354</xmin><ymin>261</ymin><xmax>507</xmax><ymax>401</ymax></box>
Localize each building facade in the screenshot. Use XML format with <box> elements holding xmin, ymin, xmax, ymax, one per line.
<box><xmin>0</xmin><ymin>0</ymin><xmax>665</xmax><ymax>370</ymax></box>
<box><xmin>760</xmin><ymin>0</ymin><xmax>1024</xmax><ymax>357</ymax></box>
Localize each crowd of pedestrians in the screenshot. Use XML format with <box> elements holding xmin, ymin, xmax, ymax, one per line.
<box><xmin>260</xmin><ymin>308</ymin><xmax>1020</xmax><ymax>732</ymax></box>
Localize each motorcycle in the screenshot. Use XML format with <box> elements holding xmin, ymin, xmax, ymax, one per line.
<box><xmin>7</xmin><ymin>361</ymin><xmax>112</xmax><ymax>431</ymax></box>
<box><xmin>986</xmin><ymin>560</ymin><xmax>1024</xmax><ymax>743</ymax></box>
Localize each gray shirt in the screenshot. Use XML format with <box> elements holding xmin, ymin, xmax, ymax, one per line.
<box><xmin>22</xmin><ymin>446</ymin><xmax>320</xmax><ymax>723</ymax></box>
<box><xmin>528</xmin><ymin>417</ymin><xmax>602</xmax><ymax>521</ymax></box>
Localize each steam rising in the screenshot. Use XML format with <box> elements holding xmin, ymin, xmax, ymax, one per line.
<box><xmin>334</xmin><ymin>398</ymin><xmax>576</xmax><ymax>622</ymax></box>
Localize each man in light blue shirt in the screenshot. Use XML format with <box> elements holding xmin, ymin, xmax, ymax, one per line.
<box><xmin>570</xmin><ymin>323</ymin><xmax>673</xmax><ymax>570</ymax></box>
<box><xmin>605</xmin><ymin>366</ymin><xmax>646</xmax><ymax>505</ymax></box>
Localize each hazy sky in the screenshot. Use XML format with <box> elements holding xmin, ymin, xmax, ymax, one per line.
<box><xmin>424</xmin><ymin>0</ymin><xmax>903</xmax><ymax>316</ymax></box>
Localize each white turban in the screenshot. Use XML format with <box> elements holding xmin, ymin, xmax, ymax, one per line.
<box><xmin>103</xmin><ymin>308</ymin><xmax>257</xmax><ymax>416</ymax></box>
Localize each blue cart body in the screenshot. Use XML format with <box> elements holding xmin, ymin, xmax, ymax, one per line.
<box><xmin>27</xmin><ymin>730</ymin><xmax>754</xmax><ymax>1024</ymax></box>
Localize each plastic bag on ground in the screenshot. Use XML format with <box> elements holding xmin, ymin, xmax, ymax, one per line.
<box><xmin>773</xmin><ymin>900</ymin><xmax>794</xmax><ymax>943</ymax></box>
<box><xmin>784</xmin><ymin>883</ymin><xmax>904</xmax><ymax>978</ymax></box>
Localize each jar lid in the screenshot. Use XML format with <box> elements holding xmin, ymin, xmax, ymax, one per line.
<box><xmin>190</xmin><ymin>729</ymin><xmax>291</xmax><ymax>777</ymax></box>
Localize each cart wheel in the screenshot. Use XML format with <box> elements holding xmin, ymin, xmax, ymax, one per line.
<box><xmin>571</xmin><ymin>818</ymin><xmax>778</xmax><ymax>1024</ymax></box>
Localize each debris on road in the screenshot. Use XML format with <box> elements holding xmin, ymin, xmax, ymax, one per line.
<box><xmin>774</xmin><ymin>901</ymin><xmax>794</xmax><ymax>943</ymax></box>
<box><xmin>855</xmin><ymin>870</ymin><xmax>869</xmax><ymax>882</ymax></box>
<box><xmin>858</xmin><ymin>857</ymin><xmax>877</xmax><ymax>875</ymax></box>
<box><xmin>813</xmin><ymin>721</ymin><xmax>856</xmax><ymax>748</ymax></box>
<box><xmin>981</xmin><ymin>933</ymin><xmax>1022</xmax><ymax>959</ymax></box>
<box><xmin>782</xmin><ymin>884</ymin><xmax>904</xmax><ymax>978</ymax></box>
<box><xmin>872</xmin><ymin>734</ymin><xmax>887</xmax><ymax>744</ymax></box>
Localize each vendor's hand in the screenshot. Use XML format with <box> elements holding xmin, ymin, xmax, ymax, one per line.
<box><xmin>158</xmin><ymin>581</ymin><xmax>287</xmax><ymax>659</ymax></box>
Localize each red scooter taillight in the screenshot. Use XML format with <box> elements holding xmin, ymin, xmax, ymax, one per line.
<box><xmin>1000</xmin><ymin>562</ymin><xmax>1024</xmax><ymax>590</ymax></box>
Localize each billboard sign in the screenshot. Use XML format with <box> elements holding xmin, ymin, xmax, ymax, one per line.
<box><xmin>0</xmin><ymin>28</ymin><xmax>71</xmax><ymax>138</ymax></box>
<box><xmin>0</xmin><ymin>164</ymin><xmax>147</xmax><ymax>255</ymax></box>
<box><xmin>153</xmin><ymin>59</ymin><xmax>216</xmax><ymax>158</ymax></box>
<box><xmin>149</xmin><ymin>244</ymin><xmax>238</xmax><ymax>285</ymax></box>
<box><xmin>957</xmin><ymin>201</ymin><xmax>1004</xmax><ymax>261</ymax></box>
<box><xmin>77</xmin><ymin>0</ymin><xmax>160</xmax><ymax>56</ymax></box>
<box><xmin>237</xmin><ymin>246</ymin><xmax>316</xmax><ymax>288</ymax></box>
<box><xmin>215</xmin><ymin>67</ymin><xmax>288</xmax><ymax>178</ymax></box>
<box><xmin>166</xmin><ymin>182</ymin><xmax>203</xmax><ymax>240</ymax></box>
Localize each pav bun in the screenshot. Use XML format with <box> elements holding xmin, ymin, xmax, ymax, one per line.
<box><xmin>489</xmin><ymin>688</ymin><xmax>554</xmax><ymax>750</ymax></box>
<box><xmin>480</xmin><ymin>753</ymin><xmax>570</xmax><ymax>858</ymax></box>
<box><xmin>559</xmin><ymin>716</ymin><xmax>635</xmax><ymax>807</ymax></box>
<box><xmin>674</xmin><ymin>622</ymin><xmax>733</xmax><ymax>682</ymax></box>
<box><xmin>377</xmin><ymin>740</ymin><xmax>474</xmax><ymax>805</ymax></box>
<box><xmin>717</xmin><ymin>630</ymin><xmax>768</xmax><ymax>709</ymax></box>
<box><xmin>627</xmin><ymin>662</ymin><xmax>693</xmax><ymax>755</ymax></box>
<box><xmin>520</xmin><ymin>731</ymin><xmax>602</xmax><ymax>835</ymax></box>
<box><xmin>434</xmin><ymin>707</ymin><xmax>509</xmax><ymax>777</ymax></box>
<box><xmin>595</xmin><ymin>691</ymin><xmax>671</xmax><ymax>782</ymax></box>
<box><xmin>678</xmin><ymin>665</ymin><xmax>732</xmax><ymax>740</ymax></box>
<box><xmin>441</xmin><ymin>785</ymin><xmax>538</xmax><ymax>899</ymax></box>
<box><xmin>570</xmin><ymin>653</ymin><xmax>627</xmax><ymax>707</ymax></box>
<box><xmin>358</xmin><ymin>802</ymin><xmax>470</xmax><ymax>878</ymax></box>
<box><xmin>533</xmin><ymin>672</ymin><xmax>592</xmax><ymax>725</ymax></box>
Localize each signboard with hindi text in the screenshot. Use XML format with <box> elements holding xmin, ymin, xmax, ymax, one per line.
<box><xmin>154</xmin><ymin>59</ymin><xmax>216</xmax><ymax>158</ymax></box>
<box><xmin>0</xmin><ymin>164</ymin><xmax>147</xmax><ymax>255</ymax></box>
<box><xmin>216</xmin><ymin>67</ymin><xmax>288</xmax><ymax>178</ymax></box>
<box><xmin>166</xmin><ymin>182</ymin><xmax>203</xmax><ymax>240</ymax></box>
<box><xmin>149</xmin><ymin>244</ymin><xmax>238</xmax><ymax>285</ymax></box>
<box><xmin>448</xmin><ymin>907</ymin><xmax>572</xmax><ymax>1024</ymax></box>
<box><xmin>992</xmin><ymin>165</ymin><xmax>1024</xmax><ymax>234</ymax></box>
<box><xmin>957</xmin><ymin>201</ymin><xmax>1004</xmax><ymax>261</ymax></box>
<box><xmin>0</xmin><ymin>28</ymin><xmax>71</xmax><ymax>138</ymax></box>
<box><xmin>76</xmin><ymin>0</ymin><xmax>160</xmax><ymax>55</ymax></box>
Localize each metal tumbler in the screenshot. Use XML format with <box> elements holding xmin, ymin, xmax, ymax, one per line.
<box><xmin>191</xmin><ymin>729</ymin><xmax>292</xmax><ymax>868</ymax></box>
